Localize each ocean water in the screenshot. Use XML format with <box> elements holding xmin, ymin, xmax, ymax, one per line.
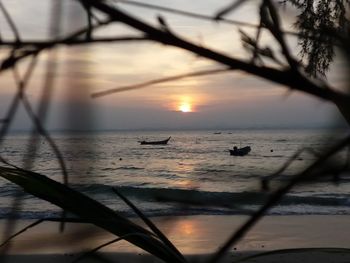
<box><xmin>0</xmin><ymin>129</ymin><xmax>349</xmax><ymax>219</ymax></box>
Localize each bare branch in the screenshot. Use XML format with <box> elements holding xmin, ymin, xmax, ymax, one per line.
<box><xmin>0</xmin><ymin>219</ymin><xmax>45</xmax><ymax>248</ymax></box>
<box><xmin>0</xmin><ymin>1</ymin><xmax>21</xmax><ymax>42</ymax></box>
<box><xmin>114</xmin><ymin>0</ymin><xmax>258</xmax><ymax>29</ymax></box>
<box><xmin>261</xmin><ymin>147</ymin><xmax>320</xmax><ymax>191</ymax></box>
<box><xmin>262</xmin><ymin>0</ymin><xmax>299</xmax><ymax>70</ymax></box>
<box><xmin>0</xmin><ymin>36</ymin><xmax>148</xmax><ymax>48</ymax></box>
<box><xmin>82</xmin><ymin>0</ymin><xmax>350</xmax><ymax>107</ymax></box>
<box><xmin>208</xmin><ymin>134</ymin><xmax>350</xmax><ymax>263</ymax></box>
<box><xmin>0</xmin><ymin>55</ymin><xmax>38</xmax><ymax>143</ymax></box>
<box><xmin>214</xmin><ymin>0</ymin><xmax>247</xmax><ymax>21</ymax></box>
<box><xmin>114</xmin><ymin>0</ymin><xmax>337</xmax><ymax>43</ymax></box>
<box><xmin>0</xmin><ymin>17</ymin><xmax>114</xmax><ymax>73</ymax></box>
<box><xmin>72</xmin><ymin>233</ymin><xmax>158</xmax><ymax>263</ymax></box>
<box><xmin>92</xmin><ymin>68</ymin><xmax>230</xmax><ymax>98</ymax></box>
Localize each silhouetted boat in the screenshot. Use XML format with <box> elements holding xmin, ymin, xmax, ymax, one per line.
<box><xmin>229</xmin><ymin>146</ymin><xmax>251</xmax><ymax>156</ymax></box>
<box><xmin>140</xmin><ymin>137</ymin><xmax>171</xmax><ymax>145</ymax></box>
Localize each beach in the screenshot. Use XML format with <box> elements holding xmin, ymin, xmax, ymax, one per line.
<box><xmin>1</xmin><ymin>215</ymin><xmax>350</xmax><ymax>262</ymax></box>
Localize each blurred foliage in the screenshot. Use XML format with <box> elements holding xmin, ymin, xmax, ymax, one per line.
<box><xmin>284</xmin><ymin>0</ymin><xmax>350</xmax><ymax>77</ymax></box>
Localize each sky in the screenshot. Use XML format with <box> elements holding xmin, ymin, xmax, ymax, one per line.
<box><xmin>0</xmin><ymin>0</ymin><xmax>348</xmax><ymax>131</ymax></box>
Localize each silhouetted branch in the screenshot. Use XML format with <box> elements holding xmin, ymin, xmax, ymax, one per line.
<box><xmin>0</xmin><ymin>17</ymin><xmax>114</xmax><ymax>73</ymax></box>
<box><xmin>250</xmin><ymin>16</ymin><xmax>264</xmax><ymax>64</ymax></box>
<box><xmin>92</xmin><ymin>68</ymin><xmax>230</xmax><ymax>98</ymax></box>
<box><xmin>0</xmin><ymin>217</ymin><xmax>106</xmax><ymax>250</ymax></box>
<box><xmin>13</xmin><ymin>81</ymin><xmax>69</xmax><ymax>192</ymax></box>
<box><xmin>0</xmin><ymin>55</ymin><xmax>37</xmax><ymax>147</ymax></box>
<box><xmin>0</xmin><ymin>37</ymin><xmax>149</xmax><ymax>47</ymax></box>
<box><xmin>114</xmin><ymin>0</ymin><xmax>340</xmax><ymax>43</ymax></box>
<box><xmin>261</xmin><ymin>147</ymin><xmax>320</xmax><ymax>190</ymax></box>
<box><xmin>0</xmin><ymin>1</ymin><xmax>21</xmax><ymax>42</ymax></box>
<box><xmin>208</xmin><ymin>134</ymin><xmax>350</xmax><ymax>263</ymax></box>
<box><xmin>0</xmin><ymin>219</ymin><xmax>45</xmax><ymax>248</ymax></box>
<box><xmin>262</xmin><ymin>0</ymin><xmax>299</xmax><ymax>70</ymax></box>
<box><xmin>214</xmin><ymin>0</ymin><xmax>247</xmax><ymax>21</ymax></box>
<box><xmin>72</xmin><ymin>232</ymin><xmax>163</xmax><ymax>263</ymax></box>
<box><xmin>0</xmin><ymin>57</ymin><xmax>42</xmax><ymax>258</ymax></box>
<box><xmin>80</xmin><ymin>2</ymin><xmax>93</xmax><ymax>40</ymax></box>
<box><xmin>72</xmin><ymin>237</ymin><xmax>124</xmax><ymax>263</ymax></box>
<box><xmin>114</xmin><ymin>0</ymin><xmax>259</xmax><ymax>29</ymax></box>
<box><xmin>82</xmin><ymin>0</ymin><xmax>350</xmax><ymax>110</ymax></box>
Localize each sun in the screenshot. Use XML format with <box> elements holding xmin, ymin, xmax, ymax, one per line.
<box><xmin>179</xmin><ymin>102</ymin><xmax>192</xmax><ymax>113</ymax></box>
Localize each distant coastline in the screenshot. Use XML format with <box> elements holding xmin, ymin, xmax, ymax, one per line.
<box><xmin>6</xmin><ymin>126</ymin><xmax>349</xmax><ymax>135</ymax></box>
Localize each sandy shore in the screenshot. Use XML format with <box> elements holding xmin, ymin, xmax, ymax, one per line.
<box><xmin>1</xmin><ymin>215</ymin><xmax>350</xmax><ymax>262</ymax></box>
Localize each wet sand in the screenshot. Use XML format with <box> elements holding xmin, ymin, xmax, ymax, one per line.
<box><xmin>1</xmin><ymin>215</ymin><xmax>350</xmax><ymax>262</ymax></box>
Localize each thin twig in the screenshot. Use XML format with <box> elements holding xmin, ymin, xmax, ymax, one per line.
<box><xmin>208</xmin><ymin>134</ymin><xmax>350</xmax><ymax>263</ymax></box>
<box><xmin>17</xmin><ymin>93</ymin><xmax>69</xmax><ymax>192</ymax></box>
<box><xmin>0</xmin><ymin>1</ymin><xmax>21</xmax><ymax>42</ymax></box>
<box><xmin>261</xmin><ymin>147</ymin><xmax>320</xmax><ymax>190</ymax></box>
<box><xmin>214</xmin><ymin>0</ymin><xmax>247</xmax><ymax>20</ymax></box>
<box><xmin>0</xmin><ymin>55</ymin><xmax>39</xmax><ymax>259</ymax></box>
<box><xmin>114</xmin><ymin>0</ymin><xmax>259</xmax><ymax>29</ymax></box>
<box><xmin>262</xmin><ymin>0</ymin><xmax>298</xmax><ymax>70</ymax></box>
<box><xmin>0</xmin><ymin>37</ymin><xmax>148</xmax><ymax>47</ymax></box>
<box><xmin>250</xmin><ymin>12</ymin><xmax>264</xmax><ymax>63</ymax></box>
<box><xmin>115</xmin><ymin>0</ymin><xmax>343</xmax><ymax>45</ymax></box>
<box><xmin>92</xmin><ymin>68</ymin><xmax>230</xmax><ymax>98</ymax></box>
<box><xmin>0</xmin><ymin>17</ymin><xmax>114</xmax><ymax>73</ymax></box>
<box><xmin>0</xmin><ymin>219</ymin><xmax>45</xmax><ymax>248</ymax></box>
<box><xmin>0</xmin><ymin>216</ymin><xmax>103</xmax><ymax>249</ymax></box>
<box><xmin>0</xmin><ymin>55</ymin><xmax>37</xmax><ymax>143</ymax></box>
<box><xmin>72</xmin><ymin>233</ymin><xmax>158</xmax><ymax>263</ymax></box>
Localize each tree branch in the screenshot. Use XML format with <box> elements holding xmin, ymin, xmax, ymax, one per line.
<box><xmin>208</xmin><ymin>134</ymin><xmax>350</xmax><ymax>263</ymax></box>
<box><xmin>82</xmin><ymin>0</ymin><xmax>350</xmax><ymax>107</ymax></box>
<box><xmin>0</xmin><ymin>18</ymin><xmax>114</xmax><ymax>73</ymax></box>
<box><xmin>92</xmin><ymin>68</ymin><xmax>230</xmax><ymax>98</ymax></box>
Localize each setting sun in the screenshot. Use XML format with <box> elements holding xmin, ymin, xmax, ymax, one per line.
<box><xmin>179</xmin><ymin>103</ymin><xmax>192</xmax><ymax>113</ymax></box>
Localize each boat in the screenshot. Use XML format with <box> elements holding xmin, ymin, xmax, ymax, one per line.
<box><xmin>139</xmin><ymin>137</ymin><xmax>171</xmax><ymax>145</ymax></box>
<box><xmin>229</xmin><ymin>146</ymin><xmax>251</xmax><ymax>156</ymax></box>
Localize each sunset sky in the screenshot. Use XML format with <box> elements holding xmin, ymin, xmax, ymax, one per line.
<box><xmin>0</xmin><ymin>0</ymin><xmax>347</xmax><ymax>131</ymax></box>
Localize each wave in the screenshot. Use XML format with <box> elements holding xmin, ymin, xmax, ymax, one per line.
<box><xmin>195</xmin><ymin>168</ymin><xmax>229</xmax><ymax>173</ymax></box>
<box><xmin>2</xmin><ymin>180</ymin><xmax>350</xmax><ymax>209</ymax></box>
<box><xmin>102</xmin><ymin>166</ymin><xmax>144</xmax><ymax>171</ymax></box>
<box><xmin>131</xmin><ymin>186</ymin><xmax>348</xmax><ymax>206</ymax></box>
<box><xmin>72</xmin><ymin>184</ymin><xmax>350</xmax><ymax>207</ymax></box>
<box><xmin>1</xmin><ymin>184</ymin><xmax>349</xmax><ymax>219</ymax></box>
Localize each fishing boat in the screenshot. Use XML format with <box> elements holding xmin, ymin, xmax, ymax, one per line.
<box><xmin>139</xmin><ymin>137</ymin><xmax>171</xmax><ymax>145</ymax></box>
<box><xmin>229</xmin><ymin>146</ymin><xmax>251</xmax><ymax>156</ymax></box>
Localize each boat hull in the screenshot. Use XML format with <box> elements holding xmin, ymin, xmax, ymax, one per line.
<box><xmin>140</xmin><ymin>137</ymin><xmax>171</xmax><ymax>145</ymax></box>
<box><xmin>229</xmin><ymin>146</ymin><xmax>251</xmax><ymax>156</ymax></box>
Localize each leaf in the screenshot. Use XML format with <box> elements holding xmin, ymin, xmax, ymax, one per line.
<box><xmin>0</xmin><ymin>166</ymin><xmax>186</xmax><ymax>263</ymax></box>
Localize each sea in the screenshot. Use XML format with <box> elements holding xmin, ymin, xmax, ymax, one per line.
<box><xmin>0</xmin><ymin>128</ymin><xmax>349</xmax><ymax>219</ymax></box>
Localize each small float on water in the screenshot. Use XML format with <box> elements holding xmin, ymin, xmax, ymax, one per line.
<box><xmin>139</xmin><ymin>137</ymin><xmax>171</xmax><ymax>145</ymax></box>
<box><xmin>229</xmin><ymin>146</ymin><xmax>251</xmax><ymax>156</ymax></box>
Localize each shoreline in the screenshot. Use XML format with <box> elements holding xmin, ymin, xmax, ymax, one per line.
<box><xmin>1</xmin><ymin>214</ymin><xmax>350</xmax><ymax>262</ymax></box>
<box><xmin>3</xmin><ymin>249</ymin><xmax>350</xmax><ymax>263</ymax></box>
